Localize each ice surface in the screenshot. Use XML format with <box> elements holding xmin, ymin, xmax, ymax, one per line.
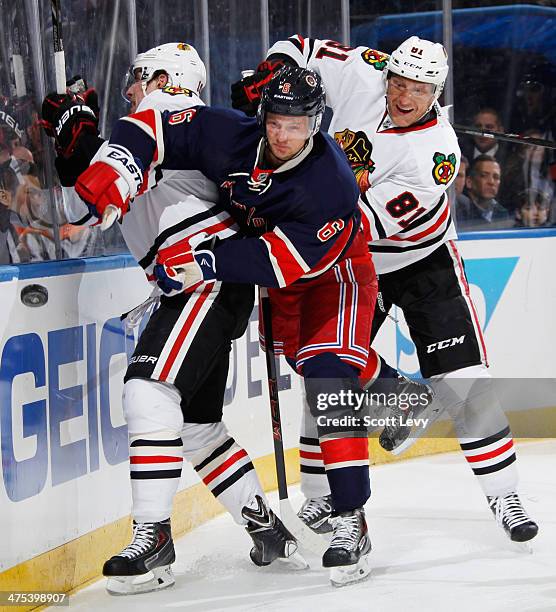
<box><xmin>64</xmin><ymin>441</ymin><xmax>556</xmax><ymax>612</ymax></box>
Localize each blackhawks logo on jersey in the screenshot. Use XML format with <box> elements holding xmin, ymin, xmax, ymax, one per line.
<box><xmin>432</xmin><ymin>152</ymin><xmax>457</xmax><ymax>185</ymax></box>
<box><xmin>361</xmin><ymin>48</ymin><xmax>389</xmax><ymax>71</ymax></box>
<box><xmin>161</xmin><ymin>85</ymin><xmax>194</xmax><ymax>97</ymax></box>
<box><xmin>334</xmin><ymin>128</ymin><xmax>375</xmax><ymax>192</ymax></box>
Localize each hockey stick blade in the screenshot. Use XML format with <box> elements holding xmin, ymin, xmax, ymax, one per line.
<box><xmin>279</xmin><ymin>498</ymin><xmax>328</xmax><ymax>557</ymax></box>
<box><xmin>100</xmin><ymin>205</ymin><xmax>121</xmax><ymax>231</ymax></box>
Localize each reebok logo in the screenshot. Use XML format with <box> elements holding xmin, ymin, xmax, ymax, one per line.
<box><xmin>426</xmin><ymin>335</ymin><xmax>465</xmax><ymax>353</ymax></box>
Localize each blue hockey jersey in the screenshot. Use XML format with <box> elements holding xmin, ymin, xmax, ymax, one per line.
<box><xmin>108</xmin><ymin>106</ymin><xmax>361</xmax><ymax>287</ymax></box>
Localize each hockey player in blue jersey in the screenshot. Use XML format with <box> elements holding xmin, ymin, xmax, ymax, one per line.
<box><xmin>75</xmin><ymin>66</ymin><xmax>377</xmax><ymax>586</ymax></box>
<box><xmin>41</xmin><ymin>45</ymin><xmax>314</xmax><ymax>595</ymax></box>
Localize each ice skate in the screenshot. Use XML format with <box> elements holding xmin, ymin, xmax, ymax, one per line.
<box><xmin>103</xmin><ymin>519</ymin><xmax>175</xmax><ymax>595</ymax></box>
<box><xmin>487</xmin><ymin>492</ymin><xmax>538</xmax><ymax>550</ymax></box>
<box><xmin>322</xmin><ymin>507</ymin><xmax>372</xmax><ymax>587</ymax></box>
<box><xmin>297</xmin><ymin>495</ymin><xmax>333</xmax><ymax>534</ymax></box>
<box><xmin>243</xmin><ymin>495</ymin><xmax>308</xmax><ymax>569</ymax></box>
<box><xmin>379</xmin><ymin>376</ymin><xmax>438</xmax><ymax>455</ymax></box>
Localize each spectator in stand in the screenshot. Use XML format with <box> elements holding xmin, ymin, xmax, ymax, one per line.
<box><xmin>454</xmin><ymin>153</ymin><xmax>470</xmax><ymax>201</ymax></box>
<box><xmin>0</xmin><ymin>165</ymin><xmax>23</xmax><ymax>263</ymax></box>
<box><xmin>13</xmin><ymin>174</ymin><xmax>58</xmax><ymax>261</ymax></box>
<box><xmin>510</xmin><ymin>64</ymin><xmax>556</xmax><ymax>135</ymax></box>
<box><xmin>460</xmin><ymin>107</ymin><xmax>509</xmax><ymax>166</ymax></box>
<box><xmin>514</xmin><ymin>188</ymin><xmax>553</xmax><ymax>228</ymax></box>
<box><xmin>453</xmin><ymin>154</ymin><xmax>472</xmax><ymax>229</ymax></box>
<box><xmin>457</xmin><ymin>154</ymin><xmax>510</xmax><ymax>229</ymax></box>
<box><xmin>502</xmin><ymin>129</ymin><xmax>555</xmax><ymax>214</ymax></box>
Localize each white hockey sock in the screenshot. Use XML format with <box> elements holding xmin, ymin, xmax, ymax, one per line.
<box><xmin>300</xmin><ymin>435</ymin><xmax>331</xmax><ymax>499</ymax></box>
<box><xmin>434</xmin><ymin>365</ymin><xmax>519</xmax><ymax>497</ymax></box>
<box><xmin>459</xmin><ymin>425</ymin><xmax>518</xmax><ymax>497</ymax></box>
<box><xmin>130</xmin><ymin>431</ymin><xmax>184</xmax><ymax>523</ymax></box>
<box><xmin>192</xmin><ymin>435</ymin><xmax>265</xmax><ymax>525</ymax></box>
<box><xmin>299</xmin><ymin>397</ymin><xmax>331</xmax><ymax>499</ymax></box>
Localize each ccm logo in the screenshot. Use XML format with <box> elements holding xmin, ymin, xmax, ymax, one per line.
<box><xmin>130</xmin><ymin>355</ymin><xmax>158</xmax><ymax>364</ymax></box>
<box><xmin>168</xmin><ymin>109</ymin><xmax>197</xmax><ymax>125</ymax></box>
<box><xmin>427</xmin><ymin>335</ymin><xmax>465</xmax><ymax>353</ymax></box>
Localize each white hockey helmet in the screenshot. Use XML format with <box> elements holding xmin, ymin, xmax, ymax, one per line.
<box><xmin>130</xmin><ymin>42</ymin><xmax>206</xmax><ymax>94</ymax></box>
<box><xmin>386</xmin><ymin>36</ymin><xmax>449</xmax><ymax>99</ymax></box>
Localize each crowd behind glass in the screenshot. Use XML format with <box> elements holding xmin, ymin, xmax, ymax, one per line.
<box><xmin>0</xmin><ymin>0</ymin><xmax>554</xmax><ymax>265</ymax></box>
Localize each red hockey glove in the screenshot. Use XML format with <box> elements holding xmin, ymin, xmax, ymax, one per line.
<box><xmin>75</xmin><ymin>142</ymin><xmax>145</xmax><ymax>224</ymax></box>
<box><xmin>230</xmin><ymin>59</ymin><xmax>285</xmax><ymax>116</ymax></box>
<box><xmin>154</xmin><ymin>237</ymin><xmax>217</xmax><ymax>296</ymax></box>
<box><xmin>75</xmin><ymin>161</ymin><xmax>131</xmax><ymax>222</ymax></box>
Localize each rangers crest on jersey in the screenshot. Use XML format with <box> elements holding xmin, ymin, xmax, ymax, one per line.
<box><xmin>177</xmin><ymin>43</ymin><xmax>191</xmax><ymax>51</ymax></box>
<box><xmin>432</xmin><ymin>152</ymin><xmax>457</xmax><ymax>185</ymax></box>
<box><xmin>334</xmin><ymin>128</ymin><xmax>375</xmax><ymax>192</ymax></box>
<box><xmin>361</xmin><ymin>48</ymin><xmax>389</xmax><ymax>71</ymax></box>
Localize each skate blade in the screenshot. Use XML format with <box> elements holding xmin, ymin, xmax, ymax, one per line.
<box><xmin>391</xmin><ymin>404</ymin><xmax>445</xmax><ymax>456</ymax></box>
<box><xmin>278</xmin><ymin>549</ymin><xmax>309</xmax><ymax>570</ymax></box>
<box><xmin>106</xmin><ymin>565</ymin><xmax>175</xmax><ymax>595</ymax></box>
<box><xmin>329</xmin><ymin>554</ymin><xmax>371</xmax><ymax>587</ymax></box>
<box><xmin>512</xmin><ymin>540</ymin><xmax>533</xmax><ymax>554</ymax></box>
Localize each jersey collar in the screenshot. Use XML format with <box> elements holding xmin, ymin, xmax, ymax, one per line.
<box><xmin>256</xmin><ymin>136</ymin><xmax>314</xmax><ymax>175</ymax></box>
<box><xmin>378</xmin><ymin>106</ymin><xmax>439</xmax><ymax>134</ymax></box>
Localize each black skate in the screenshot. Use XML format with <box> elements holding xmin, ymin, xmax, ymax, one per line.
<box><xmin>103</xmin><ymin>519</ymin><xmax>175</xmax><ymax>595</ymax></box>
<box><xmin>322</xmin><ymin>507</ymin><xmax>372</xmax><ymax>587</ymax></box>
<box><xmin>297</xmin><ymin>495</ymin><xmax>333</xmax><ymax>534</ymax></box>
<box><xmin>242</xmin><ymin>495</ymin><xmax>308</xmax><ymax>569</ymax></box>
<box><xmin>487</xmin><ymin>492</ymin><xmax>539</xmax><ymax>545</ymax></box>
<box><xmin>379</xmin><ymin>376</ymin><xmax>437</xmax><ymax>455</ymax></box>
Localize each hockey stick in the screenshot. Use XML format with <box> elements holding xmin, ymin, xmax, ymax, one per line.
<box><xmin>50</xmin><ymin>0</ymin><xmax>66</xmax><ymax>94</ymax></box>
<box><xmin>12</xmin><ymin>5</ymin><xmax>27</xmax><ymax>97</ymax></box>
<box><xmin>259</xmin><ymin>287</ymin><xmax>327</xmax><ymax>556</ymax></box>
<box><xmin>452</xmin><ymin>123</ymin><xmax>556</xmax><ymax>150</ymax></box>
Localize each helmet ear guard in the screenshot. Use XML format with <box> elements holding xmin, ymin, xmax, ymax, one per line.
<box><xmin>256</xmin><ymin>66</ymin><xmax>326</xmax><ymax>137</ymax></box>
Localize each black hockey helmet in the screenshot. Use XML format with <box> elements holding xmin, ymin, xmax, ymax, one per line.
<box><xmin>257</xmin><ymin>66</ymin><xmax>326</xmax><ymax>137</ymax></box>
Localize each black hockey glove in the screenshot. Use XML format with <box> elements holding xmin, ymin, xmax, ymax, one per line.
<box><xmin>41</xmin><ymin>78</ymin><xmax>103</xmax><ymax>186</ymax></box>
<box><xmin>40</xmin><ymin>82</ymin><xmax>99</xmax><ymax>159</ymax></box>
<box><xmin>230</xmin><ymin>59</ymin><xmax>286</xmax><ymax>116</ymax></box>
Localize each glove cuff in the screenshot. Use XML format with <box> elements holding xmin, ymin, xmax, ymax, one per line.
<box><xmin>95</xmin><ymin>142</ymin><xmax>145</xmax><ymax>198</ymax></box>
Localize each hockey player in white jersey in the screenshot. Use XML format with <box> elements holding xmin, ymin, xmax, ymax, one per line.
<box><xmin>231</xmin><ymin>35</ymin><xmax>538</xmax><ymax>545</ymax></box>
<box><xmin>41</xmin><ymin>43</ymin><xmax>305</xmax><ymax>595</ymax></box>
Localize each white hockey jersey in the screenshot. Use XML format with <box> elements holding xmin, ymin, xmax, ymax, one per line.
<box><xmin>62</xmin><ymin>86</ymin><xmax>238</xmax><ymax>280</ymax></box>
<box><xmin>266</xmin><ymin>36</ymin><xmax>461</xmax><ymax>274</ymax></box>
